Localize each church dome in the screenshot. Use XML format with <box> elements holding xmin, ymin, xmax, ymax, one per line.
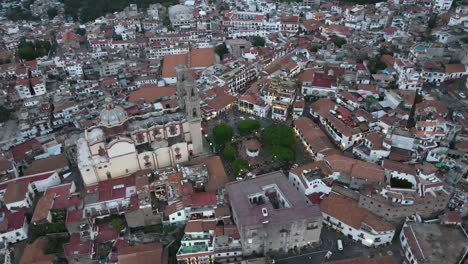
<box><xmin>98</xmin><ymin>97</ymin><xmax>128</xmax><ymax>127</ymax></box>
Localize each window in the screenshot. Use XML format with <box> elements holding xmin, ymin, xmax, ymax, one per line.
<box><xmin>307</xmin><ymin>222</ymin><xmax>318</xmax><ymax>230</ymax></box>
<box><xmin>15</xmin><ymin>232</ymin><xmax>20</xmax><ymax>236</ymax></box>
<box><xmin>177</xmin><ymin>212</ymin><xmax>181</xmax><ymax>216</ymax></box>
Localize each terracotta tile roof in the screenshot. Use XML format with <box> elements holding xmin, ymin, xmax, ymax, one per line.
<box><xmin>96</xmin><ymin>223</ymin><xmax>119</xmax><ymax>242</ymax></box>
<box><xmin>184</xmin><ymin>220</ymin><xmax>217</xmax><ymax>233</ymax></box>
<box><xmin>203</xmin><ymin>87</ymin><xmax>236</xmax><ymax>111</ymax></box>
<box><xmin>290</xmin><ymin>161</ymin><xmax>332</xmax><ymax>187</ymax></box>
<box><xmin>0</xmin><ymin>208</ymin><xmax>26</xmax><ymax>231</ymax></box>
<box><xmin>31</xmin><ymin>193</ymin><xmax>54</xmax><ymax>223</ymax></box>
<box><xmin>320</xmin><ymin>193</ymin><xmax>394</xmax><ymax>232</ymax></box>
<box><xmin>189</xmin><ymin>48</ymin><xmax>215</xmax><ymax>68</ymax></box>
<box><xmin>185</xmin><ymin>156</ymin><xmax>227</xmax><ymax>192</ymax></box>
<box><xmin>415</xmin><ymin>163</ymin><xmax>437</xmax><ymax>175</ymax></box>
<box><xmin>326</xmin><ymin>256</ymin><xmax>398</xmax><ymax>264</ymax></box>
<box><xmin>164</xmin><ymin>200</ymin><xmax>184</xmax><ymax>216</ymax></box>
<box><xmin>311</xmin><ymin>98</ymin><xmax>336</xmax><ymax>116</ymax></box>
<box><xmin>3</xmin><ymin>181</ymin><xmax>29</xmax><ymax>204</ymax></box>
<box><xmin>190</xmin><ymin>192</ymin><xmax>217</xmax><ymax>207</ymax></box>
<box><xmin>162</xmin><ymin>54</ymin><xmax>187</xmax><ymax>78</ymax></box>
<box><xmin>415</xmin><ymin>100</ymin><xmax>448</xmax><ymax>116</ymax></box>
<box><xmin>24</xmin><ymin>154</ymin><xmax>68</xmax><ymax>176</ymax></box>
<box><xmin>118</xmin><ymin>242</ymin><xmax>166</xmax><ymax>264</ymax></box>
<box><xmin>65</xmin><ymin>209</ymin><xmax>83</xmax><ymax>223</ymax></box>
<box><xmin>0</xmin><ymin>157</ymin><xmax>13</xmax><ymax>172</ymax></box>
<box><xmin>382</xmin><ymin>159</ymin><xmax>416</xmax><ymax>175</ymax></box>
<box><xmin>10</xmin><ymin>139</ymin><xmax>42</xmax><ymax>162</ymax></box>
<box><xmin>128</xmin><ymin>85</ymin><xmax>176</xmax><ymax>103</ymax></box>
<box><xmin>445</xmin><ymin>64</ymin><xmax>466</xmax><ymax>74</ymax></box>
<box><xmin>439</xmin><ymin>211</ymin><xmax>462</xmax><ymax>224</ymax></box>
<box><xmin>294</xmin><ymin>117</ymin><xmax>334</xmax><ymax>154</ymax></box>
<box><xmin>366</xmin><ymin>132</ymin><xmax>384</xmax><ymax>150</ymax></box>
<box><xmin>214</xmin><ymin>205</ymin><xmax>231</xmax><ymax>218</ymax></box>
<box><xmin>244</xmin><ymin>139</ymin><xmax>261</xmax><ymax>150</ymax></box>
<box><xmin>64</xmin><ymin>233</ymin><xmax>93</xmax><ymax>257</ymax></box>
<box><xmin>325</xmin><ymin>154</ymin><xmax>384</xmax><ymax>182</ymax></box>
<box><xmin>20</xmin><ymin>237</ymin><xmax>54</xmax><ymax>264</ymax></box>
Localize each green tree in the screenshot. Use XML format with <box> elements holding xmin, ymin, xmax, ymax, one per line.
<box><xmin>47</xmin><ymin>7</ymin><xmax>58</xmax><ymax>19</ymax></box>
<box><xmin>18</xmin><ymin>40</ymin><xmax>51</xmax><ymax>61</ymax></box>
<box><xmin>212</xmin><ymin>122</ymin><xmax>233</xmax><ymax>146</ymax></box>
<box><xmin>75</xmin><ymin>28</ymin><xmax>86</xmax><ymax>36</ymax></box>
<box><xmin>232</xmin><ymin>158</ymin><xmax>248</xmax><ymax>177</ymax></box>
<box><xmin>215</xmin><ymin>43</ymin><xmax>229</xmax><ymax>61</ymax></box>
<box><xmin>390</xmin><ymin>177</ymin><xmax>413</xmax><ymax>189</ymax></box>
<box><xmin>111</xmin><ymin>218</ymin><xmax>125</xmax><ymax>233</ymax></box>
<box><xmin>6</xmin><ymin>7</ymin><xmax>37</xmax><ymax>21</ymax></box>
<box><xmin>261</xmin><ymin>125</ymin><xmax>295</xmax><ymax>149</ymax></box>
<box><xmin>251</xmin><ymin>36</ymin><xmax>265</xmax><ymax>47</ymax></box>
<box><xmin>367</xmin><ymin>56</ymin><xmax>387</xmax><ymax>74</ymax></box>
<box><xmin>223</xmin><ymin>144</ymin><xmax>236</xmax><ymax>162</ymax></box>
<box><xmin>332</xmin><ymin>37</ymin><xmax>347</xmax><ymax>48</ymax></box>
<box><xmin>261</xmin><ymin>125</ymin><xmax>296</xmax><ymax>165</ymax></box>
<box><xmin>237</xmin><ymin>120</ymin><xmax>260</xmax><ymax>136</ymax></box>
<box><xmin>0</xmin><ymin>106</ymin><xmax>12</xmax><ymax>123</ymax></box>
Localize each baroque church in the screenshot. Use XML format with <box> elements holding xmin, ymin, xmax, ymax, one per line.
<box><xmin>77</xmin><ymin>66</ymin><xmax>203</xmax><ymax>186</ymax></box>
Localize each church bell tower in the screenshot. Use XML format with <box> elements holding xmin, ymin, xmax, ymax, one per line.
<box><xmin>176</xmin><ymin>65</ymin><xmax>203</xmax><ymax>155</ymax></box>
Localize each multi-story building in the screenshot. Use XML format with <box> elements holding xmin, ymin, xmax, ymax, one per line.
<box><xmin>321</xmin><ymin>193</ymin><xmax>395</xmax><ymax>247</ymax></box>
<box><xmin>311</xmin><ymin>99</ymin><xmax>373</xmax><ymax>150</ymax></box>
<box><xmin>293</xmin><ymin>116</ymin><xmax>335</xmax><ymax>159</ymax></box>
<box><xmin>238</xmin><ymin>92</ymin><xmax>269</xmax><ymax>118</ymax></box>
<box><xmin>288</xmin><ymin>161</ymin><xmax>332</xmax><ymax>196</ymax></box>
<box><xmin>352</xmin><ymin>132</ymin><xmax>391</xmax><ymax>163</ymax></box>
<box><xmin>15</xmin><ymin>77</ymin><xmax>46</xmax><ymax>99</ymax></box>
<box><xmin>266</xmin><ymin>78</ymin><xmax>297</xmax><ymax>121</ymax></box>
<box><xmin>52</xmin><ymin>101</ymin><xmax>81</xmax><ymax>127</ymax></box>
<box><xmin>0</xmin><ymin>209</ymin><xmax>29</xmax><ymax>244</ymax></box>
<box><xmin>77</xmin><ymin>67</ymin><xmax>203</xmax><ymax>186</ymax></box>
<box><xmin>433</xmin><ymin>0</ymin><xmax>453</xmax><ymax>12</ymax></box>
<box><xmin>358</xmin><ymin>183</ymin><xmax>451</xmax><ymax>223</ymax></box>
<box><xmin>400</xmin><ymin>220</ymin><xmax>467</xmax><ymax>264</ymax></box>
<box><xmin>226</xmin><ymin>171</ymin><xmax>322</xmax><ymax>256</ymax></box>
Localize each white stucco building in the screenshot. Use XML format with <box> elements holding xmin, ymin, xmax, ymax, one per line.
<box><xmin>321</xmin><ymin>193</ymin><xmax>395</xmax><ymax>247</ymax></box>
<box><xmin>78</xmin><ymin>67</ymin><xmax>203</xmax><ymax>186</ymax></box>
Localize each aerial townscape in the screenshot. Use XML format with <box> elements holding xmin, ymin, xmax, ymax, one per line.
<box><xmin>0</xmin><ymin>0</ymin><xmax>468</xmax><ymax>263</ymax></box>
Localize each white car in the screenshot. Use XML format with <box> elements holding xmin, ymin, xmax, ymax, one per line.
<box><xmin>240</xmin><ymin>116</ymin><xmax>246</xmax><ymax>120</ymax></box>
<box><xmin>459</xmin><ymin>92</ymin><xmax>466</xmax><ymax>99</ymax></box>
<box><xmin>248</xmin><ymin>116</ymin><xmax>256</xmax><ymax>120</ymax></box>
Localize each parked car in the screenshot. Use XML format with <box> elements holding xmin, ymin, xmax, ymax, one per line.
<box><xmin>459</xmin><ymin>92</ymin><xmax>466</xmax><ymax>99</ymax></box>
<box><xmin>337</xmin><ymin>240</ymin><xmax>343</xmax><ymax>251</ymax></box>
<box><xmin>248</xmin><ymin>116</ymin><xmax>256</xmax><ymax>120</ymax></box>
<box><xmin>240</xmin><ymin>116</ymin><xmax>246</xmax><ymax>120</ymax></box>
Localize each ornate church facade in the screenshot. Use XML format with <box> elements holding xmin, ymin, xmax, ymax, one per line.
<box><xmin>77</xmin><ymin>67</ymin><xmax>203</xmax><ymax>186</ymax></box>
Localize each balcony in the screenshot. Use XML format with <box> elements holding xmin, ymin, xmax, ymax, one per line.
<box><xmin>177</xmin><ymin>244</ymin><xmax>210</xmax><ymax>255</ymax></box>
<box><xmin>182</xmin><ymin>234</ymin><xmax>210</xmax><ymax>241</ymax></box>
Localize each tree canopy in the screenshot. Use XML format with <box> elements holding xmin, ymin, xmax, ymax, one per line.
<box><xmin>332</xmin><ymin>37</ymin><xmax>347</xmax><ymax>48</ymax></box>
<box><xmin>212</xmin><ymin>122</ymin><xmax>233</xmax><ymax>146</ymax></box>
<box><xmin>62</xmin><ymin>0</ymin><xmax>179</xmax><ymax>22</ymax></box>
<box><xmin>232</xmin><ymin>158</ymin><xmax>248</xmax><ymax>177</ymax></box>
<box><xmin>367</xmin><ymin>56</ymin><xmax>387</xmax><ymax>74</ymax></box>
<box><xmin>0</xmin><ymin>106</ymin><xmax>12</xmax><ymax>123</ymax></box>
<box><xmin>6</xmin><ymin>7</ymin><xmax>37</xmax><ymax>21</ymax></box>
<box><xmin>215</xmin><ymin>44</ymin><xmax>229</xmax><ymax>61</ymax></box>
<box><xmin>18</xmin><ymin>40</ymin><xmax>51</xmax><ymax>61</ymax></box>
<box><xmin>251</xmin><ymin>36</ymin><xmax>266</xmax><ymax>47</ymax></box>
<box><xmin>111</xmin><ymin>218</ymin><xmax>125</xmax><ymax>233</ymax></box>
<box><xmin>237</xmin><ymin>120</ymin><xmax>260</xmax><ymax>136</ymax></box>
<box><xmin>260</xmin><ymin>125</ymin><xmax>296</xmax><ymax>165</ymax></box>
<box><xmin>47</xmin><ymin>7</ymin><xmax>58</xmax><ymax>19</ymax></box>
<box><xmin>223</xmin><ymin>144</ymin><xmax>236</xmax><ymax>162</ymax></box>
